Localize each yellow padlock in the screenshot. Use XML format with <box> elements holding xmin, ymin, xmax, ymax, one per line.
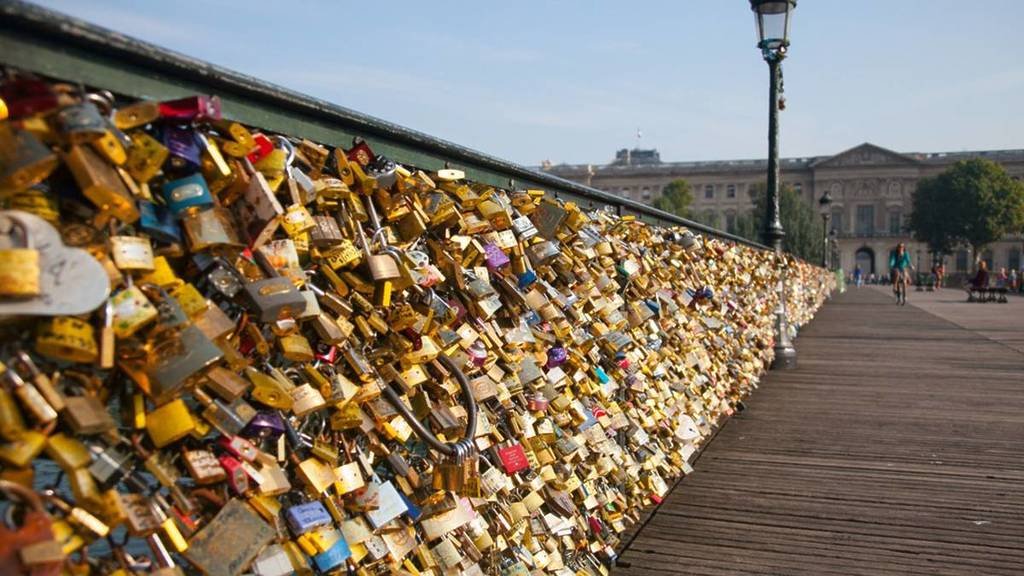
<box><xmin>34</xmin><ymin>316</ymin><xmax>98</xmax><ymax>364</ymax></box>
<box><xmin>145</xmin><ymin>398</ymin><xmax>196</xmax><ymax>448</ymax></box>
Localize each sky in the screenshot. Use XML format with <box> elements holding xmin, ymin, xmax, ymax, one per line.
<box><xmin>29</xmin><ymin>0</ymin><xmax>1024</xmax><ymax>167</ymax></box>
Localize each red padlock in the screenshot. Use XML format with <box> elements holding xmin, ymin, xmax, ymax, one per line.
<box><xmin>0</xmin><ymin>480</ymin><xmax>64</xmax><ymax>576</ymax></box>
<box><xmin>497</xmin><ymin>443</ymin><xmax>530</xmax><ymax>475</ymax></box>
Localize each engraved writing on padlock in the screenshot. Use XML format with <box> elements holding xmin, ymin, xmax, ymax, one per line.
<box><xmin>162</xmin><ymin>173</ymin><xmax>213</xmax><ymax>216</ymax></box>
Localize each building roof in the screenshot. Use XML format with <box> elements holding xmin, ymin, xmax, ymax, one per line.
<box><xmin>540</xmin><ymin>143</ymin><xmax>1024</xmax><ymax>177</ymax></box>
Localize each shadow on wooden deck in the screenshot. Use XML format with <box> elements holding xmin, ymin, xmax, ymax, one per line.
<box><xmin>616</xmin><ymin>287</ymin><xmax>1024</xmax><ymax>576</ymax></box>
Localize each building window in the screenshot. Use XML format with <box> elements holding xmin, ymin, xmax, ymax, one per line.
<box><xmin>956</xmin><ymin>249</ymin><xmax>968</xmax><ymax>272</ymax></box>
<box><xmin>793</xmin><ymin>182</ymin><xmax>803</xmax><ymax>195</ymax></box>
<box><xmin>1010</xmin><ymin>247</ymin><xmax>1021</xmax><ymax>271</ymax></box>
<box><xmin>641</xmin><ymin>186</ymin><xmax>651</xmax><ymax>201</ymax></box>
<box><xmin>856</xmin><ymin>205</ymin><xmax>875</xmax><ymax>235</ymax></box>
<box><xmin>726</xmin><ymin>184</ymin><xmax>736</xmax><ymax>198</ymax></box>
<box><xmin>704</xmin><ymin>185</ymin><xmax>714</xmax><ymax>199</ymax></box>
<box><xmin>831</xmin><ymin>207</ymin><xmax>844</xmax><ymax>234</ymax></box>
<box><xmin>888</xmin><ymin>209</ymin><xmax>902</xmax><ymax>235</ymax></box>
<box><xmin>725</xmin><ymin>213</ymin><xmax>736</xmax><ymax>233</ymax></box>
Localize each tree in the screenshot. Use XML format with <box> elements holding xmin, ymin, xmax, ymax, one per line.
<box><xmin>691</xmin><ymin>209</ymin><xmax>720</xmax><ymax>230</ymax></box>
<box><xmin>733</xmin><ymin>183</ymin><xmax>824</xmax><ymax>262</ymax></box>
<box><xmin>652</xmin><ymin>179</ymin><xmax>694</xmax><ymax>219</ymax></box>
<box><xmin>910</xmin><ymin>159</ymin><xmax>1024</xmax><ymax>264</ymax></box>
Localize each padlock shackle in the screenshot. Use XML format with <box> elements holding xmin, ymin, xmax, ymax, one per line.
<box><xmin>381</xmin><ymin>353</ymin><xmax>476</xmax><ymax>458</ymax></box>
<box><xmin>0</xmin><ymin>479</ymin><xmax>46</xmax><ymax>515</ymax></box>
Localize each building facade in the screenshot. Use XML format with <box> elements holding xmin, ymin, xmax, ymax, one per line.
<box><xmin>541</xmin><ymin>143</ymin><xmax>1024</xmax><ymax>276</ymax></box>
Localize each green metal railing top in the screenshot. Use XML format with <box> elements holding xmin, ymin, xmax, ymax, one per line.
<box><xmin>0</xmin><ymin>0</ymin><xmax>768</xmax><ymax>250</ymax></box>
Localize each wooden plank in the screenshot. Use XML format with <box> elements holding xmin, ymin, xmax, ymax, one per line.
<box><xmin>616</xmin><ymin>288</ymin><xmax>1024</xmax><ymax>574</ymax></box>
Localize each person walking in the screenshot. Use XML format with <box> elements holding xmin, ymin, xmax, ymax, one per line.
<box><xmin>853</xmin><ymin>265</ymin><xmax>863</xmax><ymax>288</ymax></box>
<box><xmin>889</xmin><ymin>243</ymin><xmax>914</xmax><ymax>305</ymax></box>
<box><xmin>934</xmin><ymin>262</ymin><xmax>945</xmax><ymax>290</ymax></box>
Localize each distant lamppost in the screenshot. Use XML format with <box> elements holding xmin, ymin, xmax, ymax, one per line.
<box><xmin>915</xmin><ymin>247</ymin><xmax>923</xmax><ymax>290</ymax></box>
<box><xmin>750</xmin><ymin>0</ymin><xmax>797</xmax><ymax>369</ymax></box>
<box><xmin>829</xmin><ymin>229</ymin><xmax>839</xmax><ymax>271</ymax></box>
<box><xmin>818</xmin><ymin>190</ymin><xmax>833</xmax><ymax>269</ymax></box>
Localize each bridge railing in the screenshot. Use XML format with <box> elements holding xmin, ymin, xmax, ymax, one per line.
<box><xmin>0</xmin><ymin>0</ymin><xmax>768</xmax><ymax>250</ymax></box>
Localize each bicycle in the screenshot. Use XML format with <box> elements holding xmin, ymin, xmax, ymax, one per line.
<box><xmin>892</xmin><ymin>269</ymin><xmax>911</xmax><ymax>305</ymax></box>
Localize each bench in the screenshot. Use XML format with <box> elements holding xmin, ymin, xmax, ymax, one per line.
<box><xmin>966</xmin><ymin>286</ymin><xmax>1008</xmax><ymax>303</ymax></box>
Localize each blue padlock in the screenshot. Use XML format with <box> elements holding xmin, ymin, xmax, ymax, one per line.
<box><xmin>162</xmin><ymin>173</ymin><xmax>213</xmax><ymax>217</ymax></box>
<box><xmin>398</xmin><ymin>491</ymin><xmax>422</xmax><ymax>522</ymax></box>
<box><xmin>285</xmin><ymin>501</ymin><xmax>332</xmax><ymax>535</ymax></box>
<box><xmin>138</xmin><ymin>201</ymin><xmax>182</xmax><ymax>244</ymax></box>
<box><xmin>161</xmin><ymin>124</ymin><xmax>202</xmax><ymax>169</ymax></box>
<box><xmin>522</xmin><ymin>310</ymin><xmax>541</xmax><ymax>326</ymax></box>
<box><xmin>312</xmin><ymin>535</ymin><xmax>352</xmax><ymax>572</ymax></box>
<box><xmin>517</xmin><ymin>270</ymin><xmax>537</xmax><ymax>289</ymax></box>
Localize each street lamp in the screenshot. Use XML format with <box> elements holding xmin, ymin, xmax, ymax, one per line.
<box><xmin>750</xmin><ymin>0</ymin><xmax>797</xmax><ymax>369</ymax></box>
<box><xmin>915</xmin><ymin>248</ymin><xmax>923</xmax><ymax>291</ymax></box>
<box><xmin>829</xmin><ymin>229</ymin><xmax>838</xmax><ymax>271</ymax></box>
<box><xmin>818</xmin><ymin>190</ymin><xmax>833</xmax><ymax>269</ymax></box>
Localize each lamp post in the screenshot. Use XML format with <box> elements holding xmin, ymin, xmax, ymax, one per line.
<box><xmin>750</xmin><ymin>0</ymin><xmax>797</xmax><ymax>370</ymax></box>
<box><xmin>819</xmin><ymin>190</ymin><xmax>833</xmax><ymax>269</ymax></box>
<box><xmin>915</xmin><ymin>247</ymin><xmax>923</xmax><ymax>291</ymax></box>
<box><xmin>829</xmin><ymin>229</ymin><xmax>838</xmax><ymax>271</ymax></box>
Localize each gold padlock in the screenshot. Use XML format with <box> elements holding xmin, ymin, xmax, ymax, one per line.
<box><xmin>0</xmin><ymin>214</ymin><xmax>40</xmax><ymax>297</ymax></box>
<box><xmin>63</xmin><ymin>144</ymin><xmax>139</xmax><ymax>223</ymax></box>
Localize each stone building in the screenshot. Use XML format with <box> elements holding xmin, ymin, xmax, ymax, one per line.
<box><xmin>541</xmin><ymin>143</ymin><xmax>1024</xmax><ymax>277</ymax></box>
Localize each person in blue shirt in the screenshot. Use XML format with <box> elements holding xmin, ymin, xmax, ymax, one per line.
<box><xmin>889</xmin><ymin>243</ymin><xmax>914</xmax><ymax>305</ymax></box>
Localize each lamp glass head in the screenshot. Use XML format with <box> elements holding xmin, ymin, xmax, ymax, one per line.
<box><xmin>751</xmin><ymin>0</ymin><xmax>796</xmax><ymax>53</ymax></box>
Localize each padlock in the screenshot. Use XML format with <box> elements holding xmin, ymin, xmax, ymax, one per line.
<box><xmin>161</xmin><ymin>124</ymin><xmax>202</xmax><ymax>171</ymax></box>
<box><xmin>159</xmin><ymin>95</ymin><xmax>222</xmax><ymax>122</ymax></box>
<box><xmin>85</xmin><ymin>442</ymin><xmax>133</xmax><ymax>490</ymax></box>
<box><xmin>233</xmin><ymin>159</ymin><xmax>284</xmax><ymax>247</ymax></box>
<box><xmin>55</xmin><ymin>100</ymin><xmax>107</xmax><ymax>143</ymax></box>
<box><xmin>0</xmin><ymin>213</ymin><xmax>41</xmax><ymax>297</ymax></box>
<box><xmin>1</xmin><ymin>361</ymin><xmax>57</xmax><ymax>425</ymax></box>
<box><xmin>146</xmin><ymin>324</ymin><xmax>224</xmax><ymax>403</ymax></box>
<box><xmin>139</xmin><ymin>201</ymin><xmax>183</xmax><ymax>244</ymax></box>
<box><xmin>161</xmin><ymin>172</ymin><xmax>214</xmax><ymax>217</ymax></box>
<box><xmin>63</xmin><ymin>144</ymin><xmax>139</xmax><ymax>223</ymax></box>
<box><xmin>0</xmin><ymin>124</ymin><xmax>59</xmax><ymax>193</ymax></box>
<box><xmin>109</xmin><ymin>285</ymin><xmax>158</xmax><ymax>338</ymax></box>
<box><xmin>42</xmin><ymin>490</ymin><xmax>110</xmax><ymax>538</ymax></box>
<box><xmin>285</xmin><ymin>500</ymin><xmax>333</xmax><ymax>536</ymax></box>
<box><xmin>0</xmin><ymin>480</ymin><xmax>64</xmax><ymax>576</ymax></box>
<box><xmin>182</xmin><ymin>449</ymin><xmax>226</xmax><ymax>485</ymax></box>
<box><xmin>217</xmin><ymin>253</ymin><xmax>306</xmax><ymax>322</ymax></box>
<box><xmin>109</xmin><ymin>235</ymin><xmax>155</xmax><ymax>271</ymax></box>
<box><xmin>0</xmin><ymin>429</ymin><xmax>47</xmax><ymax>467</ymax></box>
<box><xmin>184</xmin><ymin>498</ymin><xmax>275</xmax><ymax>576</ymax></box>
<box><xmin>34</xmin><ymin>316</ymin><xmax>98</xmax><ymax>363</ymax></box>
<box><xmin>145</xmin><ymin>398</ymin><xmax>197</xmax><ymax>448</ymax></box>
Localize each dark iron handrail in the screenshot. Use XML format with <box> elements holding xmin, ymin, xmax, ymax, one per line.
<box><xmin>0</xmin><ymin>0</ymin><xmax>768</xmax><ymax>250</ymax></box>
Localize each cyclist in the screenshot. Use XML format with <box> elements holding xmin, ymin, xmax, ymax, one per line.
<box><xmin>889</xmin><ymin>243</ymin><xmax>914</xmax><ymax>305</ymax></box>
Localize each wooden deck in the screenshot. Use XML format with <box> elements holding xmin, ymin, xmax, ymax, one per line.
<box><xmin>616</xmin><ymin>287</ymin><xmax>1024</xmax><ymax>575</ymax></box>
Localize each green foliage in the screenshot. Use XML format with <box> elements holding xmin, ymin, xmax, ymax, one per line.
<box><xmin>691</xmin><ymin>208</ymin><xmax>720</xmax><ymax>229</ymax></box>
<box><xmin>910</xmin><ymin>159</ymin><xmax>1024</xmax><ymax>257</ymax></box>
<box><xmin>734</xmin><ymin>183</ymin><xmax>824</xmax><ymax>262</ymax></box>
<box><xmin>652</xmin><ymin>179</ymin><xmax>694</xmax><ymax>219</ymax></box>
